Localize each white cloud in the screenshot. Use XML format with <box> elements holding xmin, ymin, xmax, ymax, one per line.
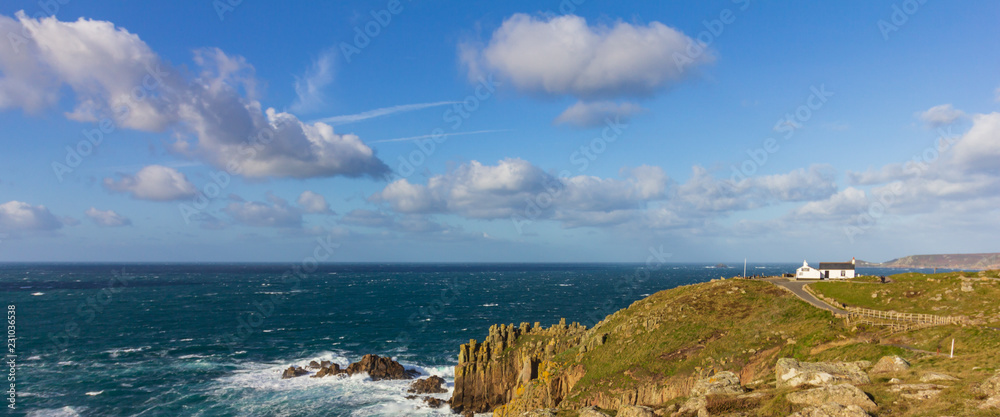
<box><xmin>290</xmin><ymin>50</ymin><xmax>335</xmax><ymax>114</ymax></box>
<box><xmin>103</xmin><ymin>165</ymin><xmax>198</xmax><ymax>201</ymax></box>
<box><xmin>554</xmin><ymin>101</ymin><xmax>644</xmax><ymax>128</ymax></box>
<box><xmin>789</xmin><ymin>187</ymin><xmax>868</xmax><ymax>220</ymax></box>
<box><xmin>223</xmin><ymin>194</ymin><xmax>302</xmax><ymax>228</ymax></box>
<box><xmin>370</xmin><ymin>159</ymin><xmax>840</xmax><ymax>231</ymax></box>
<box><xmin>918</xmin><ymin>104</ymin><xmax>965</xmax><ymax>127</ymax></box>
<box><xmin>951</xmin><ymin>112</ymin><xmax>1000</xmax><ymax>173</ymax></box>
<box><xmin>676</xmin><ymin>165</ymin><xmax>837</xmax><ymax>212</ymax></box>
<box><xmin>297</xmin><ymin>191</ymin><xmax>331</xmax><ymax>214</ymax></box>
<box><xmin>85</xmin><ymin>207</ymin><xmax>132</xmax><ymax>227</ymax></box>
<box><xmin>0</xmin><ymin>201</ymin><xmax>62</xmax><ymax>232</ymax></box>
<box><xmin>462</xmin><ymin>14</ymin><xmax>712</xmax><ymax>100</ymax></box>
<box><xmin>314</xmin><ymin>101</ymin><xmax>459</xmax><ymax>125</ymax></box>
<box><xmin>0</xmin><ymin>13</ymin><xmax>389</xmax><ymax>179</ymax></box>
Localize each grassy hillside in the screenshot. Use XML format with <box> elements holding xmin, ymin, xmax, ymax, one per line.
<box><xmin>811</xmin><ymin>270</ymin><xmax>1000</xmax><ymax>325</ymax></box>
<box><xmin>535</xmin><ymin>279</ymin><xmax>909</xmax><ymax>414</ymax></box>
<box><xmin>478</xmin><ymin>275</ymin><xmax>1000</xmax><ymax>416</ymax></box>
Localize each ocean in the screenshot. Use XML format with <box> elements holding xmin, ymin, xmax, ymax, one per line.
<box><xmin>2</xmin><ymin>263</ymin><xmax>926</xmax><ymax>416</ymax></box>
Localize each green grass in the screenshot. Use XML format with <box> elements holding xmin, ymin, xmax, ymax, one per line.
<box><xmin>811</xmin><ymin>271</ymin><xmax>1000</xmax><ymax>324</ymax></box>
<box><xmin>487</xmin><ymin>274</ymin><xmax>1000</xmax><ymax>416</ymax></box>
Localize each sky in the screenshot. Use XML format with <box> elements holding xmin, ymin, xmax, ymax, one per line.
<box><xmin>0</xmin><ymin>0</ymin><xmax>998</xmax><ymax>263</ymax></box>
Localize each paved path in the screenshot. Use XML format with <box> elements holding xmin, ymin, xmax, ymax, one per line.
<box><xmin>764</xmin><ymin>278</ymin><xmax>849</xmax><ymax>316</ymax></box>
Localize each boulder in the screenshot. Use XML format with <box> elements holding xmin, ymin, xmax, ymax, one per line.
<box><xmin>976</xmin><ymin>371</ymin><xmax>1000</xmax><ymax>397</ymax></box>
<box><xmin>408</xmin><ymin>375</ymin><xmax>448</xmax><ymax>394</ymax></box>
<box><xmin>617</xmin><ymin>404</ymin><xmax>655</xmax><ymax>417</ymax></box>
<box><xmin>690</xmin><ymin>371</ymin><xmax>745</xmax><ymax>397</ymax></box>
<box><xmin>889</xmin><ymin>384</ymin><xmax>947</xmax><ymax>400</ymax></box>
<box><xmin>281</xmin><ymin>366</ymin><xmax>308</xmax><ymax>379</ymax></box>
<box><xmin>345</xmin><ymin>354</ymin><xmax>418</xmax><ymax>380</ymax></box>
<box><xmin>919</xmin><ymin>372</ymin><xmax>959</xmax><ymax>383</ymax></box>
<box><xmin>311</xmin><ymin>362</ymin><xmax>344</xmax><ymax>378</ymax></box>
<box><xmin>423</xmin><ymin>397</ymin><xmax>447</xmax><ymax>408</ymax></box>
<box><xmin>870</xmin><ymin>356</ymin><xmax>910</xmax><ymax>374</ymax></box>
<box><xmin>578</xmin><ymin>406</ymin><xmax>612</xmax><ymax>417</ymax></box>
<box><xmin>786</xmin><ymin>384</ymin><xmax>877</xmax><ymax>412</ymax></box>
<box><xmin>980</xmin><ymin>396</ymin><xmax>1000</xmax><ymax>410</ymax></box>
<box><xmin>789</xmin><ymin>403</ymin><xmax>871</xmax><ymax>417</ymax></box>
<box><xmin>521</xmin><ymin>409</ymin><xmax>557</xmax><ymax>417</ymax></box>
<box><xmin>776</xmin><ymin>358</ymin><xmax>871</xmax><ymax>388</ymax></box>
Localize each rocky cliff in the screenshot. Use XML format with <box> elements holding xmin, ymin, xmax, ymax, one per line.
<box><xmin>449</xmin><ymin>277</ymin><xmax>1000</xmax><ymax>416</ymax></box>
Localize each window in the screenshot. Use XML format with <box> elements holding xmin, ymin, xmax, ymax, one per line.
<box><xmin>841</xmin><ymin>270</ymin><xmax>846</xmax><ymax>277</ymax></box>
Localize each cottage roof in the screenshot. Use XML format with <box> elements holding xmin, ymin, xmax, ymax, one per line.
<box><xmin>818</xmin><ymin>262</ymin><xmax>855</xmax><ymax>270</ymax></box>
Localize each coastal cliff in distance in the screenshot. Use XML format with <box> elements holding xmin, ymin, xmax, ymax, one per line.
<box><xmin>859</xmin><ymin>252</ymin><xmax>1000</xmax><ymax>270</ymax></box>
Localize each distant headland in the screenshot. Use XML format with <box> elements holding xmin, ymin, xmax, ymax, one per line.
<box><xmin>858</xmin><ymin>252</ymin><xmax>1000</xmax><ymax>270</ymax></box>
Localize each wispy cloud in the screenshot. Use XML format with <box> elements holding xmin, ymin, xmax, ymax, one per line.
<box><xmin>314</xmin><ymin>101</ymin><xmax>459</xmax><ymax>125</ymax></box>
<box><xmin>370</xmin><ymin>129</ymin><xmax>512</xmax><ymax>144</ymax></box>
<box><xmin>290</xmin><ymin>50</ymin><xmax>336</xmax><ymax>114</ymax></box>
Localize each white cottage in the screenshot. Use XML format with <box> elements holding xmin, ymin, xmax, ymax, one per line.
<box><xmin>796</xmin><ymin>258</ymin><xmax>857</xmax><ymax>280</ymax></box>
<box><xmin>796</xmin><ymin>261</ymin><xmax>821</xmax><ymax>279</ymax></box>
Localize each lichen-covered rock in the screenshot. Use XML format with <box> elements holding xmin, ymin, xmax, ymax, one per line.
<box><xmin>919</xmin><ymin>372</ymin><xmax>959</xmax><ymax>383</ymax></box>
<box><xmin>980</xmin><ymin>396</ymin><xmax>1000</xmax><ymax>410</ymax></box>
<box><xmin>690</xmin><ymin>371</ymin><xmax>745</xmax><ymax>397</ymax></box>
<box><xmin>616</xmin><ymin>404</ymin><xmax>655</xmax><ymax>417</ymax></box>
<box><xmin>976</xmin><ymin>371</ymin><xmax>1000</xmax><ymax>397</ymax></box>
<box><xmin>776</xmin><ymin>358</ymin><xmax>871</xmax><ymax>388</ymax></box>
<box><xmin>870</xmin><ymin>356</ymin><xmax>910</xmax><ymax>374</ymax></box>
<box><xmin>789</xmin><ymin>403</ymin><xmax>871</xmax><ymax>417</ymax></box>
<box><xmin>786</xmin><ymin>384</ymin><xmax>877</xmax><ymax>412</ymax></box>
<box><xmin>889</xmin><ymin>384</ymin><xmax>947</xmax><ymax>400</ymax></box>
<box><xmin>520</xmin><ymin>409</ymin><xmax>557</xmax><ymax>417</ymax></box>
<box><xmin>577</xmin><ymin>405</ymin><xmax>611</xmax><ymax>417</ymax></box>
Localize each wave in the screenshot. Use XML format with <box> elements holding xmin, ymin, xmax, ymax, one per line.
<box><xmin>210</xmin><ymin>352</ymin><xmax>456</xmax><ymax>416</ymax></box>
<box><xmin>27</xmin><ymin>407</ymin><xmax>83</xmax><ymax>417</ymax></box>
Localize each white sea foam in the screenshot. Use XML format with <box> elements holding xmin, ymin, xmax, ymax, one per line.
<box><xmin>85</xmin><ymin>391</ymin><xmax>103</xmax><ymax>396</ymax></box>
<box><xmin>27</xmin><ymin>406</ymin><xmax>82</xmax><ymax>417</ymax></box>
<box><xmin>212</xmin><ymin>352</ymin><xmax>457</xmax><ymax>416</ymax></box>
<box><xmin>105</xmin><ymin>346</ymin><xmax>152</xmax><ymax>357</ymax></box>
<box><xmin>31</xmin><ymin>292</ymin><xmax>44</xmax><ymax>296</ymax></box>
<box><xmin>481</xmin><ymin>303</ymin><xmax>498</xmax><ymax>307</ymax></box>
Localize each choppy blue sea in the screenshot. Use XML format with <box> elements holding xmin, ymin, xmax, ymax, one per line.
<box><xmin>2</xmin><ymin>263</ymin><xmax>929</xmax><ymax>416</ymax></box>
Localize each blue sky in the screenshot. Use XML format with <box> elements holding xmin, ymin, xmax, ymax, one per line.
<box><xmin>0</xmin><ymin>0</ymin><xmax>998</xmax><ymax>262</ymax></box>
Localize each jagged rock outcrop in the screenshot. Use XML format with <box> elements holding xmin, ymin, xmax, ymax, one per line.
<box><xmin>345</xmin><ymin>354</ymin><xmax>418</xmax><ymax>380</ymax></box>
<box><xmin>776</xmin><ymin>358</ymin><xmax>871</xmax><ymax>388</ymax></box>
<box><xmin>786</xmin><ymin>384</ymin><xmax>877</xmax><ymax>412</ymax></box>
<box><xmin>869</xmin><ymin>356</ymin><xmax>909</xmax><ymax>374</ymax></box>
<box><xmin>281</xmin><ymin>366</ymin><xmax>309</xmax><ymax>379</ymax></box>
<box><xmin>788</xmin><ymin>403</ymin><xmax>871</xmax><ymax>417</ymax></box>
<box><xmin>285</xmin><ymin>354</ymin><xmax>416</xmax><ymax>380</ymax></box>
<box><xmin>310</xmin><ymin>362</ymin><xmax>344</xmax><ymax>378</ymax></box>
<box><xmin>450</xmin><ymin>320</ymin><xmax>588</xmax><ymax>414</ymax></box>
<box><xmin>409</xmin><ymin>375</ymin><xmax>448</xmax><ymax>394</ymax></box>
